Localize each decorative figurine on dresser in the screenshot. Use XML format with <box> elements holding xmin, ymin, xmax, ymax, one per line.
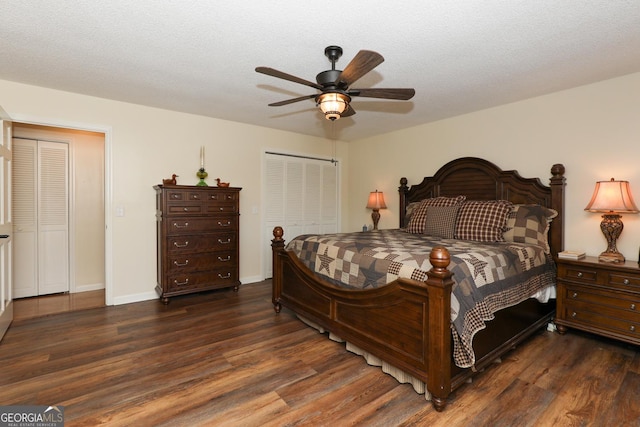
<box><xmin>154</xmin><ymin>184</ymin><xmax>242</xmax><ymax>303</ymax></box>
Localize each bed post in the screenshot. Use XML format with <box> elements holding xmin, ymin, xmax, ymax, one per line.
<box><xmin>271</xmin><ymin>226</ymin><xmax>285</xmax><ymax>313</ymax></box>
<box><xmin>425</xmin><ymin>246</ymin><xmax>454</xmax><ymax>412</ymax></box>
<box><xmin>549</xmin><ymin>164</ymin><xmax>566</xmax><ymax>257</ymax></box>
<box><xmin>399</xmin><ymin>177</ymin><xmax>409</xmax><ymax>228</ymax></box>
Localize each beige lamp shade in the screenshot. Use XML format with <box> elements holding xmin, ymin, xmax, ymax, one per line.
<box><xmin>366</xmin><ymin>191</ymin><xmax>387</xmax><ymax>210</ymax></box>
<box><xmin>584</xmin><ymin>178</ymin><xmax>639</xmax><ymax>213</ymax></box>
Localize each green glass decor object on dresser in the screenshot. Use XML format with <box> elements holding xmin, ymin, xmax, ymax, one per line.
<box><xmin>154</xmin><ymin>185</ymin><xmax>241</xmax><ymax>303</ymax></box>
<box><xmin>556</xmin><ymin>256</ymin><xmax>640</xmax><ymax>345</ymax></box>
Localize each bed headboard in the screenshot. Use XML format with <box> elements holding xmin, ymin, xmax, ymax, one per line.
<box><xmin>398</xmin><ymin>157</ymin><xmax>566</xmax><ymax>256</ymax></box>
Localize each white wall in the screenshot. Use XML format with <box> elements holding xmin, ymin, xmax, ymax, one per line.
<box><xmin>348</xmin><ymin>72</ymin><xmax>640</xmax><ymax>261</ymax></box>
<box><xmin>0</xmin><ymin>79</ymin><xmax>349</xmax><ymax>304</ymax></box>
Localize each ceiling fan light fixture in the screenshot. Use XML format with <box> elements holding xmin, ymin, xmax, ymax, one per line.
<box><xmin>317</xmin><ymin>92</ymin><xmax>350</xmax><ymax>121</ymax></box>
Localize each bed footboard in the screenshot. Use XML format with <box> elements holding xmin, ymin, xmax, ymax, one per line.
<box><xmin>271</xmin><ymin>226</ymin><xmax>455</xmax><ymax>411</ymax></box>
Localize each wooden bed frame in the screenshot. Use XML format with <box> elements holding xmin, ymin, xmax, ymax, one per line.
<box><xmin>271</xmin><ymin>157</ymin><xmax>566</xmax><ymax>411</ymax></box>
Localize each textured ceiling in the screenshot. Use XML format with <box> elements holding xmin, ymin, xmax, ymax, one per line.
<box><xmin>1</xmin><ymin>1</ymin><xmax>639</xmax><ymax>141</ymax></box>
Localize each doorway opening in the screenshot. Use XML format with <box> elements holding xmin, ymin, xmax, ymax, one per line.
<box><xmin>12</xmin><ymin>123</ymin><xmax>106</xmax><ymax>318</ymax></box>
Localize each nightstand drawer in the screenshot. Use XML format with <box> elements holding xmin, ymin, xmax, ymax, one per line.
<box><xmin>562</xmin><ymin>285</ymin><xmax>639</xmax><ymax>316</ymax></box>
<box><xmin>608</xmin><ymin>272</ymin><xmax>640</xmax><ymax>292</ymax></box>
<box><xmin>560</xmin><ymin>306</ymin><xmax>640</xmax><ymax>339</ymax></box>
<box><xmin>557</xmin><ymin>264</ymin><xmax>598</xmax><ymax>283</ymax></box>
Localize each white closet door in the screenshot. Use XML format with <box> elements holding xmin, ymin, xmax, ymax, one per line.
<box><xmin>12</xmin><ymin>139</ymin><xmax>37</xmax><ymax>298</ymax></box>
<box><xmin>263</xmin><ymin>153</ymin><xmax>339</xmax><ymax>278</ymax></box>
<box><xmin>12</xmin><ymin>139</ymin><xmax>69</xmax><ymax>297</ymax></box>
<box><xmin>38</xmin><ymin>141</ymin><xmax>69</xmax><ymax>295</ymax></box>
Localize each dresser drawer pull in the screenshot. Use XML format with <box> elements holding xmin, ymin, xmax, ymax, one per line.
<box><xmin>571</xmin><ymin>312</ymin><xmax>577</xmax><ymax>318</ymax></box>
<box><xmin>631</xmin><ymin>325</ymin><xmax>636</xmax><ymax>332</ymax></box>
<box><xmin>571</xmin><ymin>292</ymin><xmax>578</xmax><ymax>298</ymax></box>
<box><xmin>219</xmin><ymin>207</ymin><xmax>225</xmax><ymax>211</ymax></box>
<box><xmin>577</xmin><ymin>272</ymin><xmax>583</xmax><ymax>278</ymax></box>
<box><xmin>218</xmin><ymin>255</ymin><xmax>231</xmax><ymax>262</ymax></box>
<box><xmin>218</xmin><ymin>238</ymin><xmax>232</xmax><ymax>244</ymax></box>
<box><xmin>173</xmin><ymin>222</ymin><xmax>189</xmax><ymax>228</ymax></box>
<box><xmin>217</xmin><ymin>220</ymin><xmax>231</xmax><ymax>227</ymax></box>
<box><xmin>173</xmin><ymin>241</ymin><xmax>189</xmax><ymax>248</ymax></box>
<box><xmin>218</xmin><ymin>273</ymin><xmax>231</xmax><ymax>279</ymax></box>
<box><xmin>623</xmin><ymin>278</ymin><xmax>630</xmax><ymax>285</ymax></box>
<box><xmin>191</xmin><ymin>194</ymin><xmax>200</xmax><ymax>200</ymax></box>
<box><xmin>183</xmin><ymin>207</ymin><xmax>190</xmax><ymax>212</ymax></box>
<box><xmin>171</xmin><ymin>194</ymin><xmax>180</xmax><ymax>199</ymax></box>
<box><xmin>173</xmin><ymin>279</ymin><xmax>189</xmax><ymax>286</ymax></box>
<box><xmin>631</xmin><ymin>304</ymin><xmax>636</xmax><ymax>310</ymax></box>
<box><xmin>173</xmin><ymin>260</ymin><xmax>189</xmax><ymax>267</ymax></box>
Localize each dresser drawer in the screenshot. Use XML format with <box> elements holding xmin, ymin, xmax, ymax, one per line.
<box><xmin>205</xmin><ymin>191</ymin><xmax>239</xmax><ymax>203</ymax></box>
<box><xmin>167</xmin><ymin>233</ymin><xmax>237</xmax><ymax>254</ymax></box>
<box><xmin>167</xmin><ymin>268</ymin><xmax>240</xmax><ymax>292</ymax></box>
<box><xmin>166</xmin><ymin>190</ymin><xmax>206</xmax><ymax>201</ymax></box>
<box><xmin>167</xmin><ymin>251</ymin><xmax>238</xmax><ymax>273</ymax></box>
<box><xmin>166</xmin><ymin>203</ymin><xmax>203</xmax><ymax>215</ymax></box>
<box><xmin>165</xmin><ymin>217</ymin><xmax>238</xmax><ymax>234</ymax></box>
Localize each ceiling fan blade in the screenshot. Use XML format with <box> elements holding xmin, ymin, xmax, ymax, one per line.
<box><xmin>349</xmin><ymin>88</ymin><xmax>415</xmax><ymax>100</ymax></box>
<box><xmin>268</xmin><ymin>94</ymin><xmax>316</xmax><ymax>107</ymax></box>
<box><xmin>341</xmin><ymin>104</ymin><xmax>356</xmax><ymax>118</ymax></box>
<box><xmin>256</xmin><ymin>67</ymin><xmax>323</xmax><ymax>90</ymax></box>
<box><xmin>335</xmin><ymin>50</ymin><xmax>384</xmax><ymax>87</ymax></box>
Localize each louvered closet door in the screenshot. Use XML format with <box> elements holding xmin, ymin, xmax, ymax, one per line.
<box><xmin>13</xmin><ymin>139</ymin><xmax>69</xmax><ymax>297</ymax></box>
<box><xmin>263</xmin><ymin>153</ymin><xmax>339</xmax><ymax>278</ymax></box>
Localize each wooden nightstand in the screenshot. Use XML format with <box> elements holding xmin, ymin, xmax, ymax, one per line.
<box><xmin>556</xmin><ymin>256</ymin><xmax>640</xmax><ymax>345</ymax></box>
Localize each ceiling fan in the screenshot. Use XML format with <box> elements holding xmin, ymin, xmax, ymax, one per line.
<box><xmin>256</xmin><ymin>46</ymin><xmax>415</xmax><ymax>121</ymax></box>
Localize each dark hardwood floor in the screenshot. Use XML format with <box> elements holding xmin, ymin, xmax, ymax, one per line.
<box><xmin>1</xmin><ymin>281</ymin><xmax>639</xmax><ymax>426</ymax></box>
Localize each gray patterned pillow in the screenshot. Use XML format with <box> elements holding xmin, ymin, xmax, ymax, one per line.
<box><xmin>455</xmin><ymin>200</ymin><xmax>513</xmax><ymax>242</ymax></box>
<box><xmin>423</xmin><ymin>205</ymin><xmax>459</xmax><ymax>238</ymax></box>
<box><xmin>503</xmin><ymin>204</ymin><xmax>558</xmax><ymax>253</ymax></box>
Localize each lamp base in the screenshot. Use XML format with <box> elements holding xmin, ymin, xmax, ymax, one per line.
<box><xmin>598</xmin><ymin>213</ymin><xmax>625</xmax><ymax>263</ymax></box>
<box><xmin>371</xmin><ymin>209</ymin><xmax>380</xmax><ymax>230</ymax></box>
<box><xmin>598</xmin><ymin>251</ymin><xmax>625</xmax><ymax>263</ymax></box>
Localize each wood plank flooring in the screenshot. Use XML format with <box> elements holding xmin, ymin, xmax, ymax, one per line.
<box><xmin>1</xmin><ymin>280</ymin><xmax>639</xmax><ymax>426</ymax></box>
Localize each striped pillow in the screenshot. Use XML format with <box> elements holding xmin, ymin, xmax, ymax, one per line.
<box><xmin>455</xmin><ymin>200</ymin><xmax>513</xmax><ymax>242</ymax></box>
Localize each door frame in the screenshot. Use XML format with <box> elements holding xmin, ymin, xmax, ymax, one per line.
<box><xmin>10</xmin><ymin>113</ymin><xmax>113</xmax><ymax>305</ymax></box>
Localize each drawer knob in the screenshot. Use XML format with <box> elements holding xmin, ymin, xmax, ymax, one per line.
<box><xmin>577</xmin><ymin>272</ymin><xmax>583</xmax><ymax>278</ymax></box>
<box><xmin>623</xmin><ymin>278</ymin><xmax>630</xmax><ymax>285</ymax></box>
<box><xmin>183</xmin><ymin>207</ymin><xmax>189</xmax><ymax>211</ymax></box>
<box><xmin>571</xmin><ymin>312</ymin><xmax>577</xmax><ymax>318</ymax></box>
<box><xmin>218</xmin><ymin>238</ymin><xmax>231</xmax><ymax>244</ymax></box>
<box><xmin>631</xmin><ymin>325</ymin><xmax>636</xmax><ymax>332</ymax></box>
<box><xmin>631</xmin><ymin>304</ymin><xmax>636</xmax><ymax>310</ymax></box>
<box><xmin>218</xmin><ymin>221</ymin><xmax>231</xmax><ymax>227</ymax></box>
<box><xmin>174</xmin><ymin>260</ymin><xmax>189</xmax><ymax>267</ymax></box>
<box><xmin>218</xmin><ymin>255</ymin><xmax>231</xmax><ymax>262</ymax></box>
<box><xmin>172</xmin><ymin>194</ymin><xmax>179</xmax><ymax>199</ymax></box>
<box><xmin>173</xmin><ymin>279</ymin><xmax>189</xmax><ymax>286</ymax></box>
<box><xmin>219</xmin><ymin>207</ymin><xmax>224</xmax><ymax>211</ymax></box>
<box><xmin>173</xmin><ymin>222</ymin><xmax>189</xmax><ymax>228</ymax></box>
<box><xmin>218</xmin><ymin>273</ymin><xmax>231</xmax><ymax>279</ymax></box>
<box><xmin>571</xmin><ymin>292</ymin><xmax>578</xmax><ymax>298</ymax></box>
<box><xmin>173</xmin><ymin>241</ymin><xmax>189</xmax><ymax>248</ymax></box>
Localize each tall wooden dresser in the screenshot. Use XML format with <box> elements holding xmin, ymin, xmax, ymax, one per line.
<box><xmin>154</xmin><ymin>185</ymin><xmax>241</xmax><ymax>303</ymax></box>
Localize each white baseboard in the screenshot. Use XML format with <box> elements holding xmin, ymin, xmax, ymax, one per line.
<box><xmin>73</xmin><ymin>282</ymin><xmax>105</xmax><ymax>293</ymax></box>
<box><xmin>113</xmin><ymin>291</ymin><xmax>158</xmax><ymax>306</ymax></box>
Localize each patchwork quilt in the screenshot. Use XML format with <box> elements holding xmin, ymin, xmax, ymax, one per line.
<box><xmin>286</xmin><ymin>229</ymin><xmax>556</xmax><ymax>368</ymax></box>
